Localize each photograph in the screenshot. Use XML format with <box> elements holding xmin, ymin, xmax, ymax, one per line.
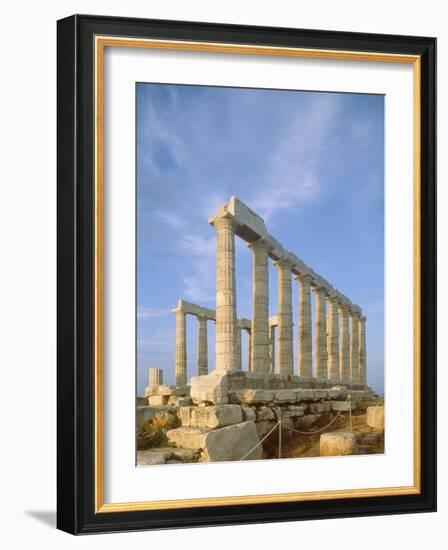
<box><xmin>135</xmin><ymin>83</ymin><xmax>385</xmax><ymax>466</ymax></box>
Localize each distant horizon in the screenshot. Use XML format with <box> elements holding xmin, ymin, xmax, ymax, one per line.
<box><xmin>136</xmin><ymin>83</ymin><xmax>384</xmax><ymax>395</ymax></box>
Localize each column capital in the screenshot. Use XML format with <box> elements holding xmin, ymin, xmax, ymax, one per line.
<box><xmin>294</xmin><ymin>272</ymin><xmax>313</xmax><ymax>285</ymax></box>
<box><xmin>247</xmin><ymin>236</ymin><xmax>273</xmax><ymax>253</ymax></box>
<box><xmin>209</xmin><ymin>212</ymin><xmax>240</xmax><ymax>232</ymax></box>
<box><xmin>313</xmin><ymin>285</ymin><xmax>329</xmax><ymax>296</ymax></box>
<box><xmin>274</xmin><ymin>257</ymin><xmax>294</xmax><ymax>271</ymax></box>
<box><xmin>327</xmin><ymin>294</ymin><xmax>341</xmax><ymax>305</ymax></box>
<box><xmin>349</xmin><ymin>305</ymin><xmax>361</xmax><ymax>317</ymax></box>
<box><xmin>360</xmin><ymin>316</ymin><xmax>367</xmax><ymax>322</ymax></box>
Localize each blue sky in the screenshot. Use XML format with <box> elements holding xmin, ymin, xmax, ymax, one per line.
<box><xmin>136</xmin><ymin>83</ymin><xmax>384</xmax><ymax>395</ymax></box>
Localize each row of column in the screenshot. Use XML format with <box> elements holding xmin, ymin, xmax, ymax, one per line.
<box><xmin>173</xmin><ymin>307</ymin><xmax>209</xmax><ymax>386</ymax></box>
<box><xmin>211</xmin><ymin>213</ymin><xmax>367</xmax><ymax>386</ymax></box>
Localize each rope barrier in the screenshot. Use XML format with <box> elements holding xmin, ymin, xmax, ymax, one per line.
<box><xmin>240</xmin><ymin>420</ymin><xmax>280</xmax><ymax>460</ymax></box>
<box><xmin>239</xmin><ymin>394</ymin><xmax>353</xmax><ymax>460</ymax></box>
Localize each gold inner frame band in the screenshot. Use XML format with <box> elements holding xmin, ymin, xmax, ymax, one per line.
<box><xmin>94</xmin><ymin>35</ymin><xmax>421</xmax><ymax>513</ymax></box>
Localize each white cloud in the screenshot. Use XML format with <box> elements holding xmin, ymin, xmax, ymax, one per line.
<box><xmin>137</xmin><ymin>307</ymin><xmax>169</xmax><ymax>319</ymax></box>
<box><xmin>156</xmin><ymin>210</ymin><xmax>186</xmax><ymax>229</ymax></box>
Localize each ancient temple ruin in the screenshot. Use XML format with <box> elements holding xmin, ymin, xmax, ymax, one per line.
<box><xmin>170</xmin><ymin>196</ymin><xmax>367</xmax><ymax>388</ymax></box>
<box><xmin>139</xmin><ymin>196</ymin><xmax>376</xmax><ymax>465</ymax></box>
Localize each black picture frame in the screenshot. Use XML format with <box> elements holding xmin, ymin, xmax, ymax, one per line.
<box><xmin>57</xmin><ymin>14</ymin><xmax>436</xmax><ymax>535</ymax></box>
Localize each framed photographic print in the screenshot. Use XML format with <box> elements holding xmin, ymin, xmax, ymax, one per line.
<box><xmin>57</xmin><ymin>14</ymin><xmax>436</xmax><ymax>534</ymax></box>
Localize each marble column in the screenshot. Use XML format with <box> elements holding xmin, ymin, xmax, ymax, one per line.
<box><xmin>314</xmin><ymin>287</ymin><xmax>328</xmax><ymax>379</ymax></box>
<box><xmin>174</xmin><ymin>308</ymin><xmax>187</xmax><ymax>386</ymax></box>
<box><xmin>350</xmin><ymin>308</ymin><xmax>360</xmax><ymax>385</ymax></box>
<box><xmin>296</xmin><ymin>274</ymin><xmax>313</xmax><ymax>378</ymax></box>
<box><xmin>249</xmin><ymin>239</ymin><xmax>270</xmax><ymax>373</ymax></box>
<box><xmin>236</xmin><ymin>325</ymin><xmax>242</xmax><ymax>371</ymax></box>
<box><xmin>212</xmin><ymin>215</ymin><xmax>238</xmax><ymax>371</ymax></box>
<box><xmin>327</xmin><ymin>296</ymin><xmax>340</xmax><ymax>381</ymax></box>
<box><xmin>269</xmin><ymin>322</ymin><xmax>276</xmax><ymax>373</ymax></box>
<box><xmin>247</xmin><ymin>329</ymin><xmax>252</xmax><ymax>371</ymax></box>
<box><xmin>197</xmin><ymin>315</ymin><xmax>208</xmax><ymax>376</ymax></box>
<box><xmin>275</xmin><ymin>259</ymin><xmax>294</xmax><ymax>375</ymax></box>
<box><xmin>148</xmin><ymin>368</ymin><xmax>163</xmax><ymax>393</ymax></box>
<box><xmin>359</xmin><ymin>315</ymin><xmax>367</xmax><ymax>386</ymax></box>
<box><xmin>339</xmin><ymin>304</ymin><xmax>350</xmax><ymax>384</ymax></box>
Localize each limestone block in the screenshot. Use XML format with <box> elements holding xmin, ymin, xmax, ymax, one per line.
<box><xmin>309</xmin><ymin>402</ymin><xmax>325</xmax><ymax>414</ymax></box>
<box><xmin>331</xmin><ymin>400</ymin><xmax>357</xmax><ymax>412</ymax></box>
<box><xmin>320</xmin><ymin>432</ymin><xmax>358</xmax><ymax>456</ymax></box>
<box><xmin>168</xmin><ymin>396</ymin><xmax>192</xmax><ymax>407</ymax></box>
<box><xmin>327</xmin><ymin>389</ymin><xmax>343</xmax><ymax>399</ymax></box>
<box><xmin>191</xmin><ymin>405</ymin><xmax>243</xmax><ymax>429</ymax></box>
<box><xmin>287</xmin><ymin>405</ymin><xmax>305</xmax><ymax>417</ymax></box>
<box><xmin>148</xmin><ymin>395</ymin><xmax>169</xmax><ymax>407</ymax></box>
<box><xmin>274</xmin><ymin>390</ymin><xmax>296</xmax><ymax>403</ymax></box>
<box><xmin>136</xmin><ymin>396</ymin><xmax>149</xmax><ymax>406</ymax></box>
<box><xmin>313</xmin><ymin>390</ymin><xmax>329</xmax><ymax>399</ymax></box>
<box><xmin>201</xmin><ymin>421</ymin><xmax>262</xmax><ymax>462</ymax></box>
<box><xmin>294</xmin><ymin>389</ymin><xmax>316</xmax><ymax>401</ymax></box>
<box><xmin>157</xmin><ymin>385</ymin><xmax>177</xmax><ymax>396</ymax></box>
<box><xmin>178</xmin><ymin>406</ymin><xmax>195</xmax><ymax>427</ymax></box>
<box><xmin>166</xmin><ymin>427</ymin><xmax>209</xmax><ymax>449</ymax></box>
<box><xmin>238</xmin><ymin>389</ymin><xmax>274</xmax><ymax>405</ymax></box>
<box><xmin>242</xmin><ymin>406</ymin><xmax>256</xmax><ymax>421</ymax></box>
<box><xmin>256</xmin><ymin>406</ymin><xmax>275</xmax><ymax>421</ymax></box>
<box><xmin>190</xmin><ymin>370</ymin><xmax>229</xmax><ymax>404</ymax></box>
<box><xmin>137</xmin><ymin>449</ymin><xmax>172</xmax><ymax>465</ymax></box>
<box><xmin>366</xmin><ymin>406</ymin><xmax>385</xmax><ymax>431</ymax></box>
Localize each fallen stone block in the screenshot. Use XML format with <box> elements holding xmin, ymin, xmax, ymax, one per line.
<box><xmin>166</xmin><ymin>427</ymin><xmax>209</xmax><ymax>449</ymax></box>
<box><xmin>320</xmin><ymin>432</ymin><xmax>358</xmax><ymax>456</ymax></box>
<box><xmin>190</xmin><ymin>370</ymin><xmax>229</xmax><ymax>404</ymax></box>
<box><xmin>148</xmin><ymin>395</ymin><xmax>169</xmax><ymax>407</ymax></box>
<box><xmin>366</xmin><ymin>406</ymin><xmax>385</xmax><ymax>431</ymax></box>
<box><xmin>191</xmin><ymin>405</ymin><xmax>243</xmax><ymax>429</ymax></box>
<box><xmin>136</xmin><ymin>406</ymin><xmax>160</xmax><ymax>428</ymax></box>
<box><xmin>201</xmin><ymin>421</ymin><xmax>262</xmax><ymax>461</ymax></box>
<box><xmin>178</xmin><ymin>406</ymin><xmax>195</xmax><ymax>427</ymax></box>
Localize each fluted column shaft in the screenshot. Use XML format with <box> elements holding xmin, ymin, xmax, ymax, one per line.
<box><xmin>250</xmin><ymin>240</ymin><xmax>270</xmax><ymax>373</ymax></box>
<box><xmin>276</xmin><ymin>260</ymin><xmax>294</xmax><ymax>375</ymax></box>
<box><xmin>350</xmin><ymin>310</ymin><xmax>360</xmax><ymax>385</ymax></box>
<box><xmin>269</xmin><ymin>324</ymin><xmax>276</xmax><ymax>373</ymax></box>
<box><xmin>297</xmin><ymin>274</ymin><xmax>313</xmax><ymax>378</ymax></box>
<box><xmin>213</xmin><ymin>215</ymin><xmax>237</xmax><ymax>371</ymax></box>
<box><xmin>236</xmin><ymin>326</ymin><xmax>242</xmax><ymax>371</ymax></box>
<box><xmin>197</xmin><ymin>316</ymin><xmax>208</xmax><ymax>376</ymax></box>
<box><xmin>247</xmin><ymin>329</ymin><xmax>252</xmax><ymax>371</ymax></box>
<box><xmin>174</xmin><ymin>309</ymin><xmax>187</xmax><ymax>386</ymax></box>
<box><xmin>359</xmin><ymin>316</ymin><xmax>367</xmax><ymax>386</ymax></box>
<box><xmin>327</xmin><ymin>297</ymin><xmax>340</xmax><ymax>381</ymax></box>
<box><xmin>339</xmin><ymin>305</ymin><xmax>350</xmax><ymax>383</ymax></box>
<box><xmin>314</xmin><ymin>287</ymin><xmax>328</xmax><ymax>379</ymax></box>
<box><xmin>148</xmin><ymin>368</ymin><xmax>163</xmax><ymax>392</ymax></box>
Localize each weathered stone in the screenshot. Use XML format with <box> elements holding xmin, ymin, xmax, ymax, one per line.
<box><xmin>137</xmin><ymin>449</ymin><xmax>172</xmax><ymax>465</ymax></box>
<box><xmin>313</xmin><ymin>389</ymin><xmax>328</xmax><ymax>399</ymax></box>
<box><xmin>309</xmin><ymin>402</ymin><xmax>325</xmax><ymax>414</ymax></box>
<box><xmin>331</xmin><ymin>400</ymin><xmax>357</xmax><ymax>411</ymax></box>
<box><xmin>237</xmin><ymin>389</ymin><xmax>274</xmax><ymax>405</ymax></box>
<box><xmin>168</xmin><ymin>396</ymin><xmax>192</xmax><ymax>407</ymax></box>
<box><xmin>178</xmin><ymin>406</ymin><xmax>195</xmax><ymax>427</ymax></box>
<box><xmin>366</xmin><ymin>406</ymin><xmax>385</xmax><ymax>430</ymax></box>
<box><xmin>148</xmin><ymin>395</ymin><xmax>169</xmax><ymax>407</ymax></box>
<box><xmin>137</xmin><ymin>447</ymin><xmax>200</xmax><ymax>465</ymax></box>
<box><xmin>320</xmin><ymin>432</ymin><xmax>358</xmax><ymax>456</ymax></box>
<box><xmin>191</xmin><ymin>405</ymin><xmax>243</xmax><ymax>428</ymax></box>
<box><xmin>294</xmin><ymin>389</ymin><xmax>316</xmax><ymax>401</ymax></box>
<box><xmin>256</xmin><ymin>406</ymin><xmax>275</xmax><ymax>421</ymax></box>
<box><xmin>166</xmin><ymin>427</ymin><xmax>209</xmax><ymax>449</ymax></box>
<box><xmin>242</xmin><ymin>406</ymin><xmax>256</xmax><ymax>421</ymax></box>
<box><xmin>201</xmin><ymin>421</ymin><xmax>262</xmax><ymax>461</ymax></box>
<box><xmin>274</xmin><ymin>390</ymin><xmax>297</xmax><ymax>403</ymax></box>
<box><xmin>136</xmin><ymin>396</ymin><xmax>148</xmax><ymax>406</ymax></box>
<box><xmin>285</xmin><ymin>405</ymin><xmax>305</xmax><ymax>417</ymax></box>
<box><xmin>190</xmin><ymin>370</ymin><xmax>229</xmax><ymax>404</ymax></box>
